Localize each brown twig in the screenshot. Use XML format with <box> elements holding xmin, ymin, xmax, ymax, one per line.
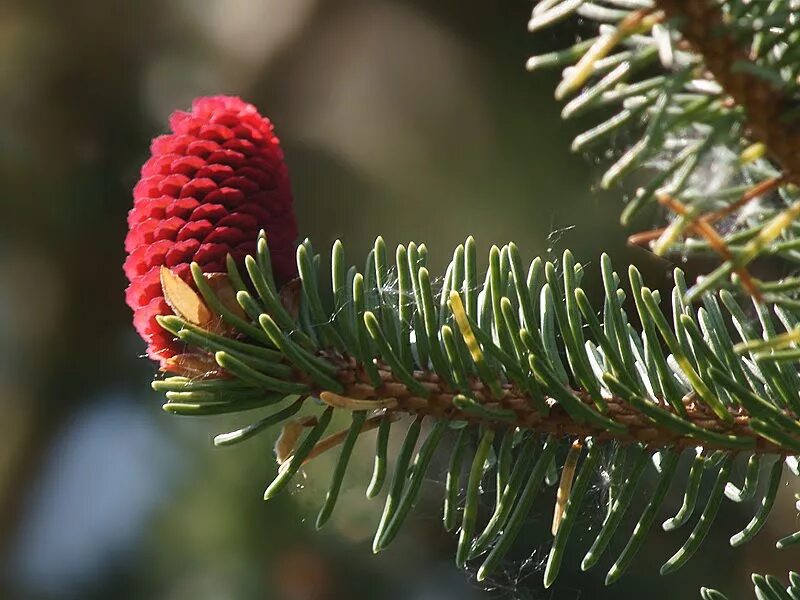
<box><xmin>656</xmin><ymin>193</ymin><xmax>763</xmax><ymax>299</ymax></box>
<box><xmin>628</xmin><ymin>175</ymin><xmax>787</xmax><ymax>247</ymax></box>
<box><xmin>704</xmin><ymin>175</ymin><xmax>788</xmax><ymax>223</ymax></box>
<box><xmin>657</xmin><ymin>0</ymin><xmax>800</xmax><ymax>183</ymax></box>
<box><xmin>284</xmin><ymin>412</ymin><xmax>397</xmax><ymax>469</ymax></box>
<box><xmin>298</xmin><ymin>356</ymin><xmax>800</xmax><ymax>456</ymax></box>
<box><xmin>627</xmin><ymin>2</ymin><xmax>799</xmax><ymax>299</ymax></box>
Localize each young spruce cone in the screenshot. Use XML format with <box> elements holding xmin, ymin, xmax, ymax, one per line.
<box><xmin>123</xmin><ymin>95</ymin><xmax>297</xmax><ymax>364</ymax></box>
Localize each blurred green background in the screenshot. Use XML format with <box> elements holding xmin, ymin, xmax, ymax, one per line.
<box><xmin>0</xmin><ymin>1</ymin><xmax>796</xmax><ymax>599</ymax></box>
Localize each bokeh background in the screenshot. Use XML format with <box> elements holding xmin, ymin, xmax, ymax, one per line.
<box><xmin>0</xmin><ymin>1</ymin><xmax>797</xmax><ymax>599</ymax></box>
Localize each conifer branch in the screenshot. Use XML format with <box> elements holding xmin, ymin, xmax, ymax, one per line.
<box><xmin>307</xmin><ymin>356</ymin><xmax>789</xmax><ymax>454</ymax></box>
<box><xmin>150</xmin><ymin>234</ymin><xmax>800</xmax><ymax>588</ymax></box>
<box><xmin>658</xmin><ymin>0</ymin><xmax>800</xmax><ymax>182</ymax></box>
<box><xmin>528</xmin><ymin>0</ymin><xmax>800</xmax><ymax>299</ymax></box>
<box><xmin>128</xmin><ymin>3</ymin><xmax>800</xmax><ymax>596</ymax></box>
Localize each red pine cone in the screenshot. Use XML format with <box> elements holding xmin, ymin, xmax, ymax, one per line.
<box><xmin>124</xmin><ymin>95</ymin><xmax>298</xmax><ymax>364</ymax></box>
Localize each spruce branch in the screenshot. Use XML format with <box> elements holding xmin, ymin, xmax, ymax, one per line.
<box><xmin>299</xmin><ymin>356</ymin><xmax>789</xmax><ymax>454</ymax></box>
<box><xmin>151</xmin><ymin>234</ymin><xmax>800</xmax><ymax>588</ymax></box>
<box><xmin>126</xmin><ymin>5</ymin><xmax>800</xmax><ymax>596</ymax></box>
<box><xmin>527</xmin><ymin>0</ymin><xmax>800</xmax><ymax>298</ymax></box>
<box><xmin>658</xmin><ymin>0</ymin><xmax>800</xmax><ymax>182</ymax></box>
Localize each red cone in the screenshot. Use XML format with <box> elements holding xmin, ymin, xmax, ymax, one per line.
<box><xmin>124</xmin><ymin>96</ymin><xmax>297</xmax><ymax>364</ymax></box>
